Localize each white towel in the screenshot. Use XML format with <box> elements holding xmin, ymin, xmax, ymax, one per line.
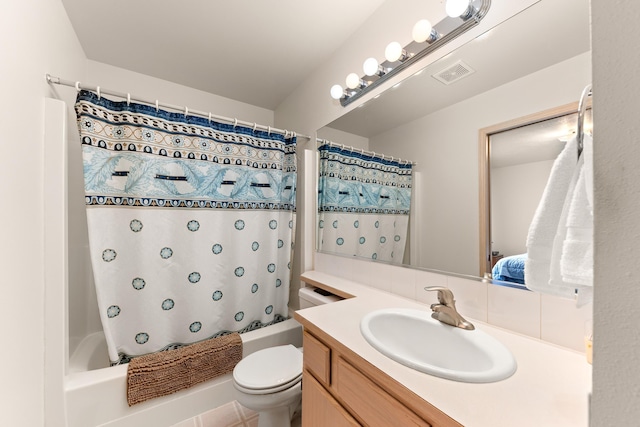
<box><xmin>559</xmin><ymin>134</ymin><xmax>593</xmax><ymax>306</ymax></box>
<box><xmin>525</xmin><ymin>136</ymin><xmax>579</xmax><ymax>298</ymax></box>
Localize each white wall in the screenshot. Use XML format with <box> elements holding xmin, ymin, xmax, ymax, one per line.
<box><xmin>317</xmin><ymin>127</ymin><xmax>370</xmax><ymax>151</ymax></box>
<box><xmin>0</xmin><ymin>0</ymin><xmax>86</xmax><ymax>425</ymax></box>
<box><xmin>366</xmin><ymin>52</ymin><xmax>591</xmax><ymax>276</ymax></box>
<box><xmin>591</xmin><ymin>0</ymin><xmax>640</xmax><ymax>424</ymax></box>
<box><xmin>86</xmin><ymin>61</ymin><xmax>274</xmax><ymax>125</ymax></box>
<box><xmin>491</xmin><ymin>159</ymin><xmax>553</xmax><ymax>256</ymax></box>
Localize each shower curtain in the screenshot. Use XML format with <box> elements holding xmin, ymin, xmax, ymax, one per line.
<box><xmin>317</xmin><ymin>143</ymin><xmax>412</xmax><ymax>264</ymax></box>
<box><xmin>75</xmin><ymin>90</ymin><xmax>296</xmax><ymax>364</ymax></box>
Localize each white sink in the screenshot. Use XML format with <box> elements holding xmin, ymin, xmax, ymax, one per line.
<box><xmin>360</xmin><ymin>308</ymin><xmax>517</xmax><ymax>383</ymax></box>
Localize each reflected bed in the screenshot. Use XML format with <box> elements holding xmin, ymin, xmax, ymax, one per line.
<box><xmin>492</xmin><ymin>254</ymin><xmax>527</xmax><ymax>287</ymax></box>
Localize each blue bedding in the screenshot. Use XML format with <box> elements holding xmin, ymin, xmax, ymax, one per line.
<box><xmin>492</xmin><ymin>254</ymin><xmax>527</xmax><ymax>285</ymax></box>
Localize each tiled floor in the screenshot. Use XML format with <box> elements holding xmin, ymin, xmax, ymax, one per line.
<box><xmin>170</xmin><ymin>400</ymin><xmax>301</xmax><ymax>427</ymax></box>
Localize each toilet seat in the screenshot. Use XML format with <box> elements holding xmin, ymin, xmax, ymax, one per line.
<box><xmin>233</xmin><ymin>344</ymin><xmax>303</xmax><ymax>395</ymax></box>
<box><xmin>234</xmin><ymin>373</ymin><xmax>302</xmax><ymax>395</ymax></box>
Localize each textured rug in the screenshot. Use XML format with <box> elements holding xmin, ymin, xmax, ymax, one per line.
<box><xmin>127</xmin><ymin>333</ymin><xmax>242</xmax><ymax>406</ymax></box>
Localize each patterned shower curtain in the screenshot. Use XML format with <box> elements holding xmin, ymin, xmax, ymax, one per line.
<box><xmin>75</xmin><ymin>90</ymin><xmax>296</xmax><ymax>364</ymax></box>
<box><xmin>317</xmin><ymin>143</ymin><xmax>412</xmax><ymax>264</ymax></box>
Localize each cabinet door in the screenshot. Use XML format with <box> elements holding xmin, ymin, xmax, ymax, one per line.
<box><xmin>302</xmin><ymin>371</ymin><xmax>361</xmax><ymax>427</ymax></box>
<box><xmin>303</xmin><ymin>331</ymin><xmax>331</xmax><ymax>386</ymax></box>
<box><xmin>335</xmin><ymin>357</ymin><xmax>431</xmax><ymax>427</ymax></box>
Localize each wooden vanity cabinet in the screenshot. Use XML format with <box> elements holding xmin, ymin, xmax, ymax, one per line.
<box><xmin>302</xmin><ymin>371</ymin><xmax>360</xmax><ymax>427</ymax></box>
<box><xmin>301</xmin><ymin>329</ymin><xmax>461</xmax><ymax>427</ymax></box>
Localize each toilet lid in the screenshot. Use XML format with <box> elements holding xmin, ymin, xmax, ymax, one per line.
<box><xmin>233</xmin><ymin>344</ymin><xmax>303</xmax><ymax>390</ymax></box>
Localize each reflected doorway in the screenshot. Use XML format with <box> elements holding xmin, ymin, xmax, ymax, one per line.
<box><xmin>478</xmin><ymin>102</ymin><xmax>593</xmax><ymax>285</ymax></box>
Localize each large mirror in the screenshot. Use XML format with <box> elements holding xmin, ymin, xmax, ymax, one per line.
<box><xmin>316</xmin><ymin>0</ymin><xmax>591</xmax><ymax>283</ymax></box>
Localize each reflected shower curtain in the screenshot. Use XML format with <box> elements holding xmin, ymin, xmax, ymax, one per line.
<box><xmin>317</xmin><ymin>143</ymin><xmax>412</xmax><ymax>264</ymax></box>
<box><xmin>75</xmin><ymin>91</ymin><xmax>296</xmax><ymax>364</ymax></box>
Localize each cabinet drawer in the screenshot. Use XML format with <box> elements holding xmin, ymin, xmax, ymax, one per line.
<box><xmin>303</xmin><ymin>331</ymin><xmax>331</xmax><ymax>385</ymax></box>
<box><xmin>302</xmin><ymin>371</ymin><xmax>361</xmax><ymax>427</ymax></box>
<box><xmin>335</xmin><ymin>357</ymin><xmax>431</xmax><ymax>427</ymax></box>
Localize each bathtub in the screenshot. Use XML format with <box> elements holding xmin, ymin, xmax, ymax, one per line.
<box><xmin>64</xmin><ymin>319</ymin><xmax>303</xmax><ymax>427</ymax></box>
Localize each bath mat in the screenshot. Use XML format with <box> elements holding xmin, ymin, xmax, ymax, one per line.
<box><xmin>127</xmin><ymin>332</ymin><xmax>243</xmax><ymax>406</ymax></box>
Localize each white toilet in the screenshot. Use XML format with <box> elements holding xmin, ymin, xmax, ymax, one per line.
<box><xmin>232</xmin><ymin>344</ymin><xmax>303</xmax><ymax>427</ymax></box>
<box><xmin>232</xmin><ymin>286</ymin><xmax>342</xmax><ymax>427</ymax></box>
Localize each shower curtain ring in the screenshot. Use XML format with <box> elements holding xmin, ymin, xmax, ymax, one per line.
<box><xmin>208</xmin><ymin>112</ymin><xmax>212</xmax><ymax>123</ymax></box>
<box><xmin>184</xmin><ymin>106</ymin><xmax>188</xmax><ymax>117</ymax></box>
<box><xmin>96</xmin><ymin>86</ymin><xmax>101</xmax><ymax>99</ymax></box>
<box><xmin>75</xmin><ymin>81</ymin><xmax>81</xmax><ymax>92</ymax></box>
<box><xmin>155</xmin><ymin>100</ymin><xmax>159</xmax><ymax>112</ymax></box>
<box><xmin>233</xmin><ymin>118</ymin><xmax>238</xmax><ymax>128</ymax></box>
<box><xmin>127</xmin><ymin>93</ymin><xmax>131</xmax><ymax>106</ymax></box>
<box><xmin>267</xmin><ymin>126</ymin><xmax>271</xmax><ymax>135</ymax></box>
<box><xmin>253</xmin><ymin>123</ymin><xmax>257</xmax><ymax>133</ymax></box>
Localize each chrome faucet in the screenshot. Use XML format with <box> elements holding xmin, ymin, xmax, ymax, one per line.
<box><xmin>424</xmin><ymin>286</ymin><xmax>475</xmax><ymax>330</ymax></box>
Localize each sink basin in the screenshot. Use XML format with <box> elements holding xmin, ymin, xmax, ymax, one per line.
<box><xmin>360</xmin><ymin>308</ymin><xmax>516</xmax><ymax>383</ymax></box>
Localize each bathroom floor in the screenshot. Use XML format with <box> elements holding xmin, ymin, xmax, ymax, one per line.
<box><xmin>170</xmin><ymin>400</ymin><xmax>301</xmax><ymax>427</ymax></box>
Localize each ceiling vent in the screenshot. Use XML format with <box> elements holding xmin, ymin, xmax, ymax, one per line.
<box><xmin>432</xmin><ymin>60</ymin><xmax>476</xmax><ymax>85</ymax></box>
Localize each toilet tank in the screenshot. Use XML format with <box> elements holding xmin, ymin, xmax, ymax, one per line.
<box><xmin>298</xmin><ymin>286</ymin><xmax>342</xmax><ymax>309</ymax></box>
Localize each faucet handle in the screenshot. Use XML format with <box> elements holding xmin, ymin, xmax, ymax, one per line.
<box><xmin>423</xmin><ymin>286</ymin><xmax>455</xmax><ymax>305</ymax></box>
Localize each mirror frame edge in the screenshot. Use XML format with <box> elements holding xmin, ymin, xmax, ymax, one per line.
<box><xmin>477</xmin><ymin>100</ymin><xmax>584</xmax><ymax>279</ymax></box>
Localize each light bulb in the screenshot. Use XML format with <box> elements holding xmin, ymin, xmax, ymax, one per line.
<box><xmin>446</xmin><ymin>0</ymin><xmax>471</xmax><ymax>18</ymax></box>
<box><xmin>345</xmin><ymin>73</ymin><xmax>361</xmax><ymax>90</ymax></box>
<box><xmin>330</xmin><ymin>84</ymin><xmax>344</xmax><ymax>100</ymax></box>
<box><xmin>412</xmin><ymin>19</ymin><xmax>433</xmax><ymax>43</ymax></box>
<box><xmin>384</xmin><ymin>42</ymin><xmax>405</xmax><ymax>62</ymax></box>
<box><xmin>363</xmin><ymin>57</ymin><xmax>380</xmax><ymax>77</ymax></box>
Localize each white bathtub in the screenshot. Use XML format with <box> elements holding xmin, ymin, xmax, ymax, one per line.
<box><xmin>64</xmin><ymin>319</ymin><xmax>303</xmax><ymax>427</ymax></box>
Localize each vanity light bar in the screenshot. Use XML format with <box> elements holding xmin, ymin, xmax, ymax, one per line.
<box><xmin>332</xmin><ymin>0</ymin><xmax>491</xmax><ymax>107</ymax></box>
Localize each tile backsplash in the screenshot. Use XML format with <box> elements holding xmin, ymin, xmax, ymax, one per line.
<box><xmin>488</xmin><ymin>284</ymin><xmax>541</xmax><ymax>338</ymax></box>
<box><xmin>314</xmin><ymin>252</ymin><xmax>592</xmax><ymax>353</ymax></box>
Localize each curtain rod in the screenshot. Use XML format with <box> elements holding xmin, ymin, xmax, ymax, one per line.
<box><xmin>317</xmin><ymin>138</ymin><xmax>416</xmax><ymax>166</ymax></box>
<box><xmin>46</xmin><ymin>73</ymin><xmax>311</xmax><ymax>141</ymax></box>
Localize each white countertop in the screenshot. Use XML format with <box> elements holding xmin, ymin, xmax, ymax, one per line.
<box><xmin>296</xmin><ymin>271</ymin><xmax>592</xmax><ymax>427</ymax></box>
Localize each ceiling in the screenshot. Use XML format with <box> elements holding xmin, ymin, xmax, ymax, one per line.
<box><xmin>61</xmin><ymin>0</ymin><xmax>386</xmax><ymax>110</ymax></box>
<box><xmin>490</xmin><ymin>114</ymin><xmax>574</xmax><ymax>169</ymax></box>
<box><xmin>490</xmin><ymin>108</ymin><xmax>593</xmax><ymax>169</ymax></box>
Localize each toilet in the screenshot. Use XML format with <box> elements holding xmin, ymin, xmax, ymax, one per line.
<box><xmin>232</xmin><ymin>286</ymin><xmax>342</xmax><ymax>427</ymax></box>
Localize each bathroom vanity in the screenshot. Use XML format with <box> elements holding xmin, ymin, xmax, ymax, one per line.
<box><xmin>294</xmin><ymin>271</ymin><xmax>592</xmax><ymax>427</ymax></box>
<box><xmin>301</xmin><ymin>322</ymin><xmax>457</xmax><ymax>426</ymax></box>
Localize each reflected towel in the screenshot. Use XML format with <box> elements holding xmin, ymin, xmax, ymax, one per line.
<box><xmin>525</xmin><ymin>136</ymin><xmax>579</xmax><ymax>298</ymax></box>
<box><xmin>126</xmin><ymin>332</ymin><xmax>243</xmax><ymax>406</ymax></box>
